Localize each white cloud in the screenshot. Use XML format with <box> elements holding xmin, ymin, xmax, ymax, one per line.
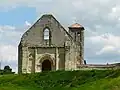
<box><xmin>1</xmin><ymin>0</ymin><xmax>120</xmax><ymax>65</ymax></box>
<box><xmin>0</xmin><ymin>25</ymin><xmax>22</xmax><ymax>63</ymax></box>
<box><xmin>96</xmin><ymin>45</ymin><xmax>115</xmax><ymax>55</ymax></box>
<box><xmin>0</xmin><ymin>44</ymin><xmax>17</xmax><ymax>62</ymax></box>
<box><xmin>0</xmin><ymin>24</ymin><xmax>27</xmax><ymax>73</ymax></box>
<box><xmin>0</xmin><ymin>25</ymin><xmax>16</xmax><ymax>32</ymax></box>
<box><xmin>90</xmin><ymin>33</ymin><xmax>120</xmax><ymax>48</ymax></box>
<box><xmin>25</xmin><ymin>21</ymin><xmax>31</xmax><ymax>27</ymax></box>
<box><xmin>0</xmin><ymin>0</ymin><xmax>53</xmax><ymax>11</ymax></box>
<box><xmin>109</xmin><ymin>6</ymin><xmax>120</xmax><ymax>19</ymax></box>
<box><xmin>85</xmin><ymin>32</ymin><xmax>120</xmax><ymax>63</ymax></box>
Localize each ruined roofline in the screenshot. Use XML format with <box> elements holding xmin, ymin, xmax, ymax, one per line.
<box><xmin>20</xmin><ymin>14</ymin><xmax>73</xmax><ymax>44</ymax></box>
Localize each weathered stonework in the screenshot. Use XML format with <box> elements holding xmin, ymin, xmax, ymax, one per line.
<box><xmin>18</xmin><ymin>14</ymin><xmax>85</xmax><ymax>74</ymax></box>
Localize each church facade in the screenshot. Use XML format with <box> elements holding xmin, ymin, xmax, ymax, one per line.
<box><xmin>18</xmin><ymin>14</ymin><xmax>85</xmax><ymax>74</ymax></box>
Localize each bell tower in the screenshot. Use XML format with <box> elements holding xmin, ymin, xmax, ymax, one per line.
<box><xmin>68</xmin><ymin>23</ymin><xmax>85</xmax><ymax>64</ymax></box>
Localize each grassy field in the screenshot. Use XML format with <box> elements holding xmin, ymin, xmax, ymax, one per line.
<box><xmin>0</xmin><ymin>70</ymin><xmax>120</xmax><ymax>90</ymax></box>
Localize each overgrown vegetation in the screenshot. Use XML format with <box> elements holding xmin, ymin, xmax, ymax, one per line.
<box><xmin>0</xmin><ymin>70</ymin><xmax>120</xmax><ymax>90</ymax></box>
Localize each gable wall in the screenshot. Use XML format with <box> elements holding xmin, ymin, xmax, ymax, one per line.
<box><xmin>21</xmin><ymin>15</ymin><xmax>67</xmax><ymax>47</ymax></box>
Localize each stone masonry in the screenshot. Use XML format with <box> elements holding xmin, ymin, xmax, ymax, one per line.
<box><xmin>18</xmin><ymin>14</ymin><xmax>85</xmax><ymax>74</ymax></box>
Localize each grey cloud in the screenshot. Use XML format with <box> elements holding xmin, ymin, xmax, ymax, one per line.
<box><xmin>1</xmin><ymin>0</ymin><xmax>120</xmax><ymax>64</ymax></box>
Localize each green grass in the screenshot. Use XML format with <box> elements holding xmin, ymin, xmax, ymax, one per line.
<box><xmin>0</xmin><ymin>70</ymin><xmax>120</xmax><ymax>90</ymax></box>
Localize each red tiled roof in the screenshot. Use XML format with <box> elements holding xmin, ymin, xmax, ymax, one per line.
<box><xmin>69</xmin><ymin>23</ymin><xmax>84</xmax><ymax>28</ymax></box>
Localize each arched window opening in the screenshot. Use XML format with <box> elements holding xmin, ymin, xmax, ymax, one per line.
<box><xmin>43</xmin><ymin>28</ymin><xmax>51</xmax><ymax>46</ymax></box>
<box><xmin>44</xmin><ymin>28</ymin><xmax>50</xmax><ymax>40</ymax></box>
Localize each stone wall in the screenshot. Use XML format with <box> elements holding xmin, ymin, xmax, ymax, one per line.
<box><xmin>18</xmin><ymin>14</ymin><xmax>85</xmax><ymax>74</ymax></box>
<box><xmin>19</xmin><ymin>46</ymin><xmax>66</xmax><ymax>73</ymax></box>
<box><xmin>21</xmin><ymin>46</ymin><xmax>29</xmax><ymax>73</ymax></box>
<box><xmin>21</xmin><ymin>15</ymin><xmax>67</xmax><ymax>47</ymax></box>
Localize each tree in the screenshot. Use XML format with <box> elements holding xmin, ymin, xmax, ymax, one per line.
<box><xmin>3</xmin><ymin>65</ymin><xmax>12</xmax><ymax>73</ymax></box>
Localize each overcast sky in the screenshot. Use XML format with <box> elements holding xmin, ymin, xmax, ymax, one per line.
<box><xmin>0</xmin><ymin>0</ymin><xmax>120</xmax><ymax>73</ymax></box>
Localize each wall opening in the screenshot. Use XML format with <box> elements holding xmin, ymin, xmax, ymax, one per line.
<box><xmin>44</xmin><ymin>28</ymin><xmax>50</xmax><ymax>40</ymax></box>
<box><xmin>43</xmin><ymin>28</ymin><xmax>51</xmax><ymax>45</ymax></box>
<box><xmin>42</xmin><ymin>59</ymin><xmax>51</xmax><ymax>72</ymax></box>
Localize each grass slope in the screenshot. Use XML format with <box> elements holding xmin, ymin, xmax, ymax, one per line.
<box><xmin>0</xmin><ymin>70</ymin><xmax>120</xmax><ymax>90</ymax></box>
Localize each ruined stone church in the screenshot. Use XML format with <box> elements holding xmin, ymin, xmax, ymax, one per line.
<box><xmin>18</xmin><ymin>14</ymin><xmax>85</xmax><ymax>74</ymax></box>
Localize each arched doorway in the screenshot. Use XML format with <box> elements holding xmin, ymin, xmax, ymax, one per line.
<box><xmin>42</xmin><ymin>59</ymin><xmax>51</xmax><ymax>72</ymax></box>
